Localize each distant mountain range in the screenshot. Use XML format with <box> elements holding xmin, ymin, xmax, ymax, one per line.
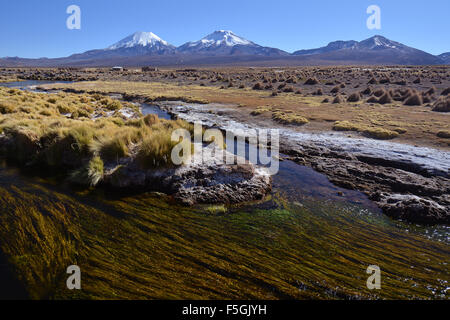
<box><xmin>0</xmin><ymin>31</ymin><xmax>448</xmax><ymax>67</ymax></box>
<box><xmin>293</xmin><ymin>35</ymin><xmax>443</xmax><ymax>65</ymax></box>
<box><xmin>177</xmin><ymin>30</ymin><xmax>288</xmax><ymax>56</ymax></box>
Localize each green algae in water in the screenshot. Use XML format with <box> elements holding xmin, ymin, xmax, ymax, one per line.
<box><xmin>0</xmin><ymin>164</ymin><xmax>448</xmax><ymax>300</ymax></box>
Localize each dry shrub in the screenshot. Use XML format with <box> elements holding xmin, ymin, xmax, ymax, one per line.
<box><xmin>347</xmin><ymin>93</ymin><xmax>361</xmax><ymax>102</ymax></box>
<box><xmin>332</xmin><ymin>95</ymin><xmax>343</xmax><ymax>104</ymax></box>
<box><xmin>437</xmin><ymin>130</ymin><xmax>450</xmax><ymax>138</ymax></box>
<box><xmin>283</xmin><ymin>86</ymin><xmax>294</xmax><ymax>93</ymax></box>
<box><xmin>432</xmin><ymin>96</ymin><xmax>450</xmax><ymax>112</ymax></box>
<box><xmin>378</xmin><ymin>92</ymin><xmax>393</xmax><ymax>104</ymax></box>
<box><xmin>252</xmin><ymin>82</ymin><xmax>264</xmax><ymax>90</ymax></box>
<box><xmin>403</xmin><ymin>93</ymin><xmax>423</xmax><ymax>106</ymax></box>
<box><xmin>373</xmin><ymin>89</ymin><xmax>385</xmax><ymax>97</ymax></box>
<box><xmin>367</xmin><ymin>96</ymin><xmax>379</xmax><ymax>103</ymax></box>
<box><xmin>304</xmin><ymin>77</ymin><xmax>319</xmax><ymax>85</ymax></box>
<box><xmin>440</xmin><ymin>87</ymin><xmax>450</xmax><ymax>95</ymax></box>
<box><xmin>331</xmin><ymin>86</ymin><xmax>340</xmax><ymax>94</ymax></box>
<box><xmin>313</xmin><ymin>88</ymin><xmax>323</xmax><ymax>95</ymax></box>
<box><xmin>361</xmin><ymin>87</ymin><xmax>372</xmax><ymax>95</ymax></box>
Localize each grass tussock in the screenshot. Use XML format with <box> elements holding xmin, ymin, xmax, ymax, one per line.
<box><xmin>0</xmin><ymin>87</ymin><xmax>195</xmax><ymax>184</ymax></box>
<box><xmin>135</xmin><ymin>120</ymin><xmax>194</xmax><ymax>169</ymax></box>
<box><xmin>362</xmin><ymin>127</ymin><xmax>399</xmax><ymax>140</ymax></box>
<box><xmin>69</xmin><ymin>156</ymin><xmax>104</xmax><ymax>186</ymax></box>
<box><xmin>333</xmin><ymin>121</ymin><xmax>399</xmax><ymax>140</ymax></box>
<box><xmin>272</xmin><ymin>111</ymin><xmax>309</xmax><ymax>125</ymax></box>
<box><xmin>333</xmin><ymin>121</ymin><xmax>360</xmax><ymax>132</ymax></box>
<box><xmin>250</xmin><ymin>106</ymin><xmax>272</xmax><ymax>116</ymax></box>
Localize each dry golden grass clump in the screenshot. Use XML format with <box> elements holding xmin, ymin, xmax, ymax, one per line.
<box><xmin>332</xmin><ymin>121</ymin><xmax>399</xmax><ymax>140</ymax></box>
<box><xmin>272</xmin><ymin>111</ymin><xmax>309</xmax><ymax>125</ymax></box>
<box><xmin>250</xmin><ymin>106</ymin><xmax>272</xmax><ymax>116</ymax></box>
<box><xmin>362</xmin><ymin>127</ymin><xmax>399</xmax><ymax>140</ymax></box>
<box><xmin>332</xmin><ymin>121</ymin><xmax>360</xmax><ymax>132</ymax></box>
<box><xmin>0</xmin><ymin>87</ymin><xmax>194</xmax><ymax>185</ymax></box>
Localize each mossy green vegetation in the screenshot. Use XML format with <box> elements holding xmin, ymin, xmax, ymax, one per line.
<box><xmin>0</xmin><ymin>166</ymin><xmax>448</xmax><ymax>300</ymax></box>
<box><xmin>205</xmin><ymin>204</ymin><xmax>227</xmax><ymax>215</ymax></box>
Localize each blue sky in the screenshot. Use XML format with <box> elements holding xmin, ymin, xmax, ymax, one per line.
<box><xmin>1</xmin><ymin>0</ymin><xmax>449</xmax><ymax>58</ymax></box>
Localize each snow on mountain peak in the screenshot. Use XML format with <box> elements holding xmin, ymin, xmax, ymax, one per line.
<box><xmin>363</xmin><ymin>35</ymin><xmax>400</xmax><ymax>49</ymax></box>
<box><xmin>190</xmin><ymin>30</ymin><xmax>254</xmax><ymax>48</ymax></box>
<box><xmin>108</xmin><ymin>32</ymin><xmax>169</xmax><ymax>50</ymax></box>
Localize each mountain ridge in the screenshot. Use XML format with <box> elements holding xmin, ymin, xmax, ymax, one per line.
<box><xmin>0</xmin><ymin>32</ymin><xmax>448</xmax><ymax>67</ymax></box>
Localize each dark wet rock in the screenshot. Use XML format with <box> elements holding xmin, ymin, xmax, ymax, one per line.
<box><xmin>103</xmin><ymin>155</ymin><xmax>272</xmax><ymax>206</ymax></box>
<box><xmin>373</xmin><ymin>193</ymin><xmax>449</xmax><ymax>224</ymax></box>
<box><xmin>162</xmin><ymin>100</ymin><xmax>450</xmax><ymax>224</ymax></box>
<box><xmin>173</xmin><ymin>164</ymin><xmax>272</xmax><ymax>205</ymax></box>
<box><xmin>281</xmin><ymin>140</ymin><xmax>450</xmax><ymax>225</ymax></box>
<box><xmin>105</xmin><ymin>164</ymin><xmax>147</xmax><ymax>188</ymax></box>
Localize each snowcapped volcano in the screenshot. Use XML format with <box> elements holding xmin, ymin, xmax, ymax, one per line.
<box><xmin>108</xmin><ymin>32</ymin><xmax>171</xmax><ymax>50</ymax></box>
<box><xmin>88</xmin><ymin>31</ymin><xmax>177</xmax><ymax>56</ymax></box>
<box><xmin>190</xmin><ymin>30</ymin><xmax>254</xmax><ymax>48</ymax></box>
<box><xmin>65</xmin><ymin>32</ymin><xmax>175</xmax><ymax>60</ymax></box>
<box><xmin>177</xmin><ymin>30</ymin><xmax>288</xmax><ymax>56</ymax></box>
<box><xmin>358</xmin><ymin>35</ymin><xmax>405</xmax><ymax>50</ymax></box>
